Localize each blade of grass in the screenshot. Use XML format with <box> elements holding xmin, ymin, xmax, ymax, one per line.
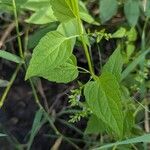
<box><xmin>27</xmin><ymin>109</ymin><xmax>47</xmax><ymax>150</ymax></box>
<box><xmin>0</xmin><ymin>50</ymin><xmax>24</xmax><ymax>64</ymax></box>
<box><xmin>0</xmin><ymin>64</ymin><xmax>21</xmax><ymax>108</ymax></box>
<box><xmin>93</xmin><ymin>134</ymin><xmax>150</xmax><ymax>150</ymax></box>
<box><xmin>121</xmin><ymin>49</ymin><xmax>150</xmax><ymax>80</ymax></box>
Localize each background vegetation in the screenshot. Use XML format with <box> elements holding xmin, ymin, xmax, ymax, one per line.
<box><xmin>0</xmin><ymin>0</ymin><xmax>150</xmax><ymax>150</ymax></box>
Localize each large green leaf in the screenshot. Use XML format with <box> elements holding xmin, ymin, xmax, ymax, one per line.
<box><xmin>102</xmin><ymin>46</ymin><xmax>123</xmax><ymax>81</ymax></box>
<box><xmin>124</xmin><ymin>0</ymin><xmax>140</xmax><ymax>26</ymax></box>
<box><xmin>84</xmin><ymin>73</ymin><xmax>124</xmax><ymax>138</ymax></box>
<box><xmin>50</xmin><ymin>0</ymin><xmax>78</xmax><ymax>22</ymax></box>
<box><xmin>99</xmin><ymin>0</ymin><xmax>118</xmax><ymax>23</ymax></box>
<box><xmin>26</xmin><ymin>31</ymin><xmax>75</xmax><ymax>79</ymax></box>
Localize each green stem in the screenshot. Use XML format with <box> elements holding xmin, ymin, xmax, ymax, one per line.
<box><xmin>12</xmin><ymin>0</ymin><xmax>42</xmax><ymax>108</ymax></box>
<box><xmin>76</xmin><ymin>1</ymin><xmax>97</xmax><ymax>80</ymax></box>
<box><xmin>0</xmin><ymin>64</ymin><xmax>21</xmax><ymax>107</ymax></box>
<box><xmin>12</xmin><ymin>0</ymin><xmax>24</xmax><ymax>59</ymax></box>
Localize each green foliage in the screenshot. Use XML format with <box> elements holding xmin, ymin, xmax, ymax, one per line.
<box><xmin>26</xmin><ymin>20</ymin><xmax>78</xmax><ymax>82</ymax></box>
<box><xmin>94</xmin><ymin>134</ymin><xmax>150</xmax><ymax>150</ymax></box>
<box><xmin>84</xmin><ymin>72</ymin><xmax>124</xmax><ymax>138</ymax></box>
<box><xmin>0</xmin><ymin>50</ymin><xmax>24</xmax><ymax>64</ymax></box>
<box><xmin>85</xmin><ymin>115</ymin><xmax>105</xmax><ymax>134</ymax></box>
<box><xmin>99</xmin><ymin>0</ymin><xmax>118</xmax><ymax>23</ymax></box>
<box><xmin>1</xmin><ymin>0</ymin><xmax>150</xmax><ymax>149</ymax></box>
<box><xmin>124</xmin><ymin>0</ymin><xmax>140</xmax><ymax>26</ymax></box>
<box><xmin>102</xmin><ymin>46</ymin><xmax>123</xmax><ymax>81</ymax></box>
<box><xmin>22</xmin><ymin>0</ymin><xmax>57</xmax><ymax>24</ymax></box>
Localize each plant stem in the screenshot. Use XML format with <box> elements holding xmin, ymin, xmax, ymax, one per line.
<box><xmin>12</xmin><ymin>0</ymin><xmax>42</xmax><ymax>108</ymax></box>
<box><xmin>0</xmin><ymin>64</ymin><xmax>21</xmax><ymax>108</ymax></box>
<box><xmin>12</xmin><ymin>0</ymin><xmax>24</xmax><ymax>59</ymax></box>
<box><xmin>76</xmin><ymin>1</ymin><xmax>97</xmax><ymax>80</ymax></box>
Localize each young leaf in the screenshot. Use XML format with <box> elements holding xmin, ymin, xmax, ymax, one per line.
<box><xmin>124</xmin><ymin>0</ymin><xmax>140</xmax><ymax>26</ymax></box>
<box><xmin>99</xmin><ymin>0</ymin><xmax>118</xmax><ymax>23</ymax></box>
<box><xmin>26</xmin><ymin>31</ymin><xmax>76</xmax><ymax>80</ymax></box>
<box><xmin>84</xmin><ymin>72</ymin><xmax>124</xmax><ymax>138</ymax></box>
<box><xmin>93</xmin><ymin>134</ymin><xmax>150</xmax><ymax>150</ymax></box>
<box><xmin>0</xmin><ymin>50</ymin><xmax>24</xmax><ymax>64</ymax></box>
<box><xmin>102</xmin><ymin>46</ymin><xmax>123</xmax><ymax>81</ymax></box>
<box><xmin>85</xmin><ymin>115</ymin><xmax>105</xmax><ymax>134</ymax></box>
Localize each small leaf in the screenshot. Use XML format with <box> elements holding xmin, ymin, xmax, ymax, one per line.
<box><xmin>0</xmin><ymin>50</ymin><xmax>24</xmax><ymax>64</ymax></box>
<box><xmin>112</xmin><ymin>27</ymin><xmax>126</xmax><ymax>38</ymax></box>
<box><xmin>79</xmin><ymin>1</ymin><xmax>99</xmax><ymax>25</ymax></box>
<box><xmin>126</xmin><ymin>27</ymin><xmax>137</xmax><ymax>42</ymax></box>
<box><xmin>84</xmin><ymin>72</ymin><xmax>124</xmax><ymax>138</ymax></box>
<box><xmin>99</xmin><ymin>0</ymin><xmax>118</xmax><ymax>23</ymax></box>
<box><xmin>102</xmin><ymin>46</ymin><xmax>123</xmax><ymax>81</ymax></box>
<box><xmin>124</xmin><ymin>0</ymin><xmax>140</xmax><ymax>26</ymax></box>
<box><xmin>85</xmin><ymin>115</ymin><xmax>105</xmax><ymax>134</ymax></box>
<box><xmin>0</xmin><ymin>79</ymin><xmax>9</xmax><ymax>87</ymax></box>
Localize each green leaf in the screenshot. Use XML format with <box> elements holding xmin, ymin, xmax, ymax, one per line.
<box><xmin>145</xmin><ymin>0</ymin><xmax>150</xmax><ymax>17</ymax></box>
<box><xmin>40</xmin><ymin>56</ymin><xmax>78</xmax><ymax>83</ymax></box>
<box><xmin>124</xmin><ymin>0</ymin><xmax>140</xmax><ymax>26</ymax></box>
<box><xmin>27</xmin><ymin>109</ymin><xmax>46</xmax><ymax>150</ymax></box>
<box><xmin>112</xmin><ymin>27</ymin><xmax>126</xmax><ymax>38</ymax></box>
<box><xmin>102</xmin><ymin>46</ymin><xmax>123</xmax><ymax>81</ymax></box>
<box><xmin>25</xmin><ymin>7</ymin><xmax>57</xmax><ymax>24</ymax></box>
<box><xmin>84</xmin><ymin>72</ymin><xmax>124</xmax><ymax>138</ymax></box>
<box><xmin>99</xmin><ymin>0</ymin><xmax>118</xmax><ymax>23</ymax></box>
<box><xmin>28</xmin><ymin>23</ymin><xmax>58</xmax><ymax>49</ymax></box>
<box><xmin>26</xmin><ymin>30</ymin><xmax>76</xmax><ymax>80</ymax></box>
<box><xmin>79</xmin><ymin>1</ymin><xmax>99</xmax><ymax>25</ymax></box>
<box><xmin>121</xmin><ymin>49</ymin><xmax>150</xmax><ymax>80</ymax></box>
<box><xmin>22</xmin><ymin>0</ymin><xmax>50</xmax><ymax>11</ymax></box>
<box><xmin>126</xmin><ymin>27</ymin><xmax>137</xmax><ymax>42</ymax></box>
<box><xmin>0</xmin><ymin>50</ymin><xmax>24</xmax><ymax>64</ymax></box>
<box><xmin>93</xmin><ymin>134</ymin><xmax>150</xmax><ymax>150</ymax></box>
<box><xmin>85</xmin><ymin>115</ymin><xmax>105</xmax><ymax>134</ymax></box>
<box><xmin>50</xmin><ymin>0</ymin><xmax>78</xmax><ymax>22</ymax></box>
<box><xmin>0</xmin><ymin>79</ymin><xmax>9</xmax><ymax>87</ymax></box>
